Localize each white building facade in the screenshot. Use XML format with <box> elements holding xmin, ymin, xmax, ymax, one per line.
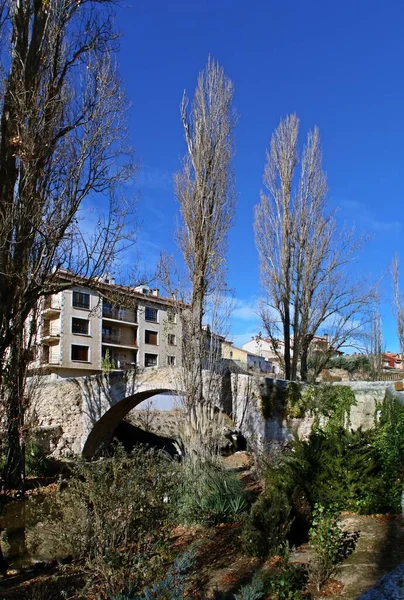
<box><xmin>36</xmin><ymin>282</ymin><xmax>182</xmax><ymax>378</ymax></box>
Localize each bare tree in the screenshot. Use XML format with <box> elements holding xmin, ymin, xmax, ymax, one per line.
<box><xmin>368</xmin><ymin>308</ymin><xmax>383</xmax><ymax>378</ymax></box>
<box><xmin>392</xmin><ymin>255</ymin><xmax>404</xmax><ymax>356</ymax></box>
<box><xmin>255</xmin><ymin>115</ymin><xmax>372</xmax><ymax>382</ymax></box>
<box><xmin>0</xmin><ymin>0</ymin><xmax>135</xmax><ymax>488</ymax></box>
<box><xmin>174</xmin><ymin>58</ymin><xmax>236</xmax><ymax>450</ymax></box>
<box><xmin>255</xmin><ymin>114</ymin><xmax>298</xmax><ymax>380</ymax></box>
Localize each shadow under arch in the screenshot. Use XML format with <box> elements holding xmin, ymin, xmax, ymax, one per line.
<box><xmin>82</xmin><ymin>388</ymin><xmax>184</xmax><ymax>458</ymax></box>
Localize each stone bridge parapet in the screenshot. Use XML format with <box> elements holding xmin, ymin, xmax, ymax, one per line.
<box><xmin>29</xmin><ymin>370</ymin><xmax>404</xmax><ymax>457</ymax></box>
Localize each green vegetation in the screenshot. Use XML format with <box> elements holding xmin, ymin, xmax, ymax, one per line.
<box><xmin>312</xmin><ymin>355</ymin><xmax>372</xmax><ymax>375</ymax></box>
<box><xmin>12</xmin><ymin>386</ymin><xmax>404</xmax><ymax>599</ymax></box>
<box><xmin>261</xmin><ymin>381</ymin><xmax>357</xmax><ymax>430</ymax></box>
<box><xmin>241</xmin><ymin>488</ymin><xmax>292</xmax><ymax>558</ymax></box>
<box><xmin>27</xmin><ymin>447</ymin><xmax>178</xmax><ymax>598</ymax></box>
<box><xmin>308</xmin><ymin>504</ymin><xmax>344</xmax><ymax>591</ymax></box>
<box><xmin>173</xmin><ymin>457</ymin><xmax>249</xmax><ymax>526</ymax></box>
<box><xmin>25</xmin><ymin>439</ymin><xmax>55</xmax><ymax>477</ymax></box>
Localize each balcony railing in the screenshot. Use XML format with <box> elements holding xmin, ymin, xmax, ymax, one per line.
<box><xmin>42</xmin><ymin>329</ymin><xmax>60</xmax><ymax>339</ymax></box>
<box><xmin>102</xmin><ymin>333</ymin><xmax>122</xmax><ymax>344</ymax></box>
<box><xmin>43</xmin><ymin>297</ymin><xmax>61</xmax><ymax>311</ymax></box>
<box><xmin>102</xmin><ymin>333</ymin><xmax>137</xmax><ymax>346</ymax></box>
<box><xmin>102</xmin><ymin>306</ymin><xmax>137</xmax><ymax>323</ymax></box>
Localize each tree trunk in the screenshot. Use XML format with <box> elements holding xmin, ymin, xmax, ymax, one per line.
<box><xmin>1</xmin><ymin>334</ymin><xmax>27</xmax><ymax>490</ymax></box>
<box><xmin>283</xmin><ymin>303</ymin><xmax>291</xmax><ymax>381</ymax></box>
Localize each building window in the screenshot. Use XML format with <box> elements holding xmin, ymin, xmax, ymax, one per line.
<box><xmin>145</xmin><ymin>306</ymin><xmax>158</xmax><ymax>322</ymax></box>
<box><xmin>167</xmin><ymin>333</ymin><xmax>176</xmax><ymax>346</ymax></box>
<box><xmin>71</xmin><ymin>345</ymin><xmax>89</xmax><ymax>362</ymax></box>
<box><xmin>167</xmin><ymin>310</ymin><xmax>176</xmax><ymax>324</ymax></box>
<box><xmin>72</xmin><ymin>317</ymin><xmax>89</xmax><ymax>335</ymax></box>
<box><xmin>144</xmin><ymin>353</ymin><xmax>158</xmax><ymax>367</ymax></box>
<box><xmin>73</xmin><ymin>291</ymin><xmax>90</xmax><ymax>310</ymax></box>
<box><xmin>167</xmin><ymin>355</ymin><xmax>176</xmax><ymax>366</ymax></box>
<box><xmin>145</xmin><ymin>330</ymin><xmax>158</xmax><ymax>345</ymax></box>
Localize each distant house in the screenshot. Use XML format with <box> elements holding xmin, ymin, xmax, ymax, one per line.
<box><xmin>221</xmin><ymin>341</ymin><xmax>274</xmax><ymax>375</ymax></box>
<box><xmin>382</xmin><ymin>352</ymin><xmax>403</xmax><ymax>371</ymax></box>
<box><xmin>242</xmin><ymin>334</ymin><xmax>342</xmax><ymax>376</ymax></box>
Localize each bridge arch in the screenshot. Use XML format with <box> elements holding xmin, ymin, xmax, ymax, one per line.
<box><xmin>82</xmin><ymin>388</ymin><xmax>184</xmax><ymax>457</ymax></box>
<box><xmin>79</xmin><ymin>366</ymin><xmax>238</xmax><ymax>457</ymax></box>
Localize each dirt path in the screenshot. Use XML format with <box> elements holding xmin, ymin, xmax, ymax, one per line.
<box><xmin>326</xmin><ymin>514</ymin><xmax>404</xmax><ymax>599</ymax></box>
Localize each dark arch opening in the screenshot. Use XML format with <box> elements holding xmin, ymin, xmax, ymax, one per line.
<box><xmin>82</xmin><ymin>388</ymin><xmax>183</xmax><ymax>458</ymax></box>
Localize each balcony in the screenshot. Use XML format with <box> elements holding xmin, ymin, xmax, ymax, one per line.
<box><xmin>102</xmin><ymin>333</ymin><xmax>137</xmax><ymax>348</ymax></box>
<box><xmin>102</xmin><ymin>305</ymin><xmax>137</xmax><ymax>324</ymax></box>
<box><xmin>41</xmin><ymin>327</ymin><xmax>60</xmax><ymax>343</ymax></box>
<box><xmin>42</xmin><ymin>297</ymin><xmax>61</xmax><ymax>315</ymax></box>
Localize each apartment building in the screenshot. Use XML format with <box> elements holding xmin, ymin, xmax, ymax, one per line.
<box><xmin>37</xmin><ymin>279</ymin><xmax>182</xmax><ymax>378</ymax></box>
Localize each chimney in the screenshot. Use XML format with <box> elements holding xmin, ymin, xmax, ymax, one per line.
<box><xmin>152</xmin><ymin>288</ymin><xmax>159</xmax><ymax>297</ymax></box>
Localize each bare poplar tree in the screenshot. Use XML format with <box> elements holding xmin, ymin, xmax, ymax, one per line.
<box><xmin>392</xmin><ymin>255</ymin><xmax>404</xmax><ymax>356</ymax></box>
<box><xmin>175</xmin><ymin>58</ymin><xmax>236</xmax><ymax>449</ymax></box>
<box><xmin>0</xmin><ymin>0</ymin><xmax>135</xmax><ymax>488</ymax></box>
<box><xmin>255</xmin><ymin>115</ymin><xmax>372</xmax><ymax>381</ymax></box>
<box><xmin>254</xmin><ymin>115</ymin><xmax>298</xmax><ymax>380</ymax></box>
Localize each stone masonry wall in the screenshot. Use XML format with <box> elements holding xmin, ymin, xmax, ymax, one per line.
<box><xmin>29</xmin><ymin>373</ymin><xmax>403</xmax><ymax>457</ymax></box>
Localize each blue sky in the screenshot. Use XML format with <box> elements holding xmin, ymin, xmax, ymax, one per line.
<box><xmin>111</xmin><ymin>0</ymin><xmax>404</xmax><ymax>352</ymax></box>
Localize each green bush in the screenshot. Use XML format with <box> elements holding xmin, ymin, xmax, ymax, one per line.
<box><xmin>284</xmin><ymin>382</ymin><xmax>307</xmax><ymax>418</ymax></box>
<box><xmin>27</xmin><ymin>446</ymin><xmax>178</xmax><ymax>598</ymax></box>
<box><xmin>288</xmin><ymin>428</ymin><xmax>382</xmax><ymax>512</ymax></box>
<box><xmin>111</xmin><ymin>546</ymin><xmax>198</xmax><ymax>600</ymax></box>
<box><xmin>233</xmin><ymin>564</ymin><xmax>308</xmax><ymax>600</ymax></box>
<box><xmin>373</xmin><ymin>395</ymin><xmax>404</xmax><ymax>511</ymax></box>
<box><xmin>25</xmin><ymin>439</ymin><xmax>55</xmax><ymax>477</ymax></box>
<box><xmin>241</xmin><ymin>488</ymin><xmax>292</xmax><ymax>558</ymax></box>
<box><xmin>305</xmin><ymin>384</ymin><xmax>357</xmax><ymax>431</ymax></box>
<box><xmin>266</xmin><ymin>564</ymin><xmax>308</xmax><ymax>600</ymax></box>
<box><xmin>173</xmin><ymin>457</ymin><xmax>249</xmax><ymax>526</ymax></box>
<box><xmin>309</xmin><ymin>355</ymin><xmax>371</xmax><ymax>375</ymax></box>
<box><xmin>308</xmin><ymin>504</ymin><xmax>344</xmax><ymax>591</ymax></box>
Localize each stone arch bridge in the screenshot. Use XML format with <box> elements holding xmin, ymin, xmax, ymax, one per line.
<box><xmin>31</xmin><ymin>369</ymin><xmax>400</xmax><ymax>458</ymax></box>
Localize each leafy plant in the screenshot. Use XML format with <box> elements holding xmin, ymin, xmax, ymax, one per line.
<box><xmin>173</xmin><ymin>457</ymin><xmax>249</xmax><ymax>526</ymax></box>
<box><xmin>266</xmin><ymin>564</ymin><xmax>308</xmax><ymax>600</ymax></box>
<box><xmin>308</xmin><ymin>504</ymin><xmax>343</xmax><ymax>591</ymax></box>
<box><xmin>102</xmin><ymin>348</ymin><xmax>114</xmax><ymax>373</ymax></box>
<box><xmin>241</xmin><ymin>488</ymin><xmax>292</xmax><ymax>558</ymax></box>
<box><xmin>287</xmin><ymin>428</ymin><xmax>382</xmax><ymax>511</ymax></box>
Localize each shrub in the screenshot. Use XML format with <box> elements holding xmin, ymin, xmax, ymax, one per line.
<box><xmin>284</xmin><ymin>382</ymin><xmax>307</xmax><ymax>419</ymax></box>
<box><xmin>111</xmin><ymin>546</ymin><xmax>198</xmax><ymax>600</ymax></box>
<box><xmin>241</xmin><ymin>488</ymin><xmax>292</xmax><ymax>558</ymax></box>
<box><xmin>288</xmin><ymin>428</ymin><xmax>382</xmax><ymax>512</ymax></box>
<box><xmin>233</xmin><ymin>572</ymin><xmax>265</xmax><ymax>600</ymax></box>
<box><xmin>173</xmin><ymin>457</ymin><xmax>249</xmax><ymax>526</ymax></box>
<box><xmin>27</xmin><ymin>446</ymin><xmax>178</xmax><ymax>598</ymax></box>
<box><xmin>373</xmin><ymin>395</ymin><xmax>404</xmax><ymax>511</ymax></box>
<box><xmin>305</xmin><ymin>384</ymin><xmax>357</xmax><ymax>431</ymax></box>
<box><xmin>308</xmin><ymin>504</ymin><xmax>343</xmax><ymax>591</ymax></box>
<box><xmin>266</xmin><ymin>564</ymin><xmax>308</xmax><ymax>600</ymax></box>
<box><xmin>25</xmin><ymin>439</ymin><xmax>55</xmax><ymax>477</ymax></box>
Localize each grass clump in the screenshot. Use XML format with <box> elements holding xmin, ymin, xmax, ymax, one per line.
<box><xmin>173</xmin><ymin>457</ymin><xmax>249</xmax><ymax>526</ymax></box>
